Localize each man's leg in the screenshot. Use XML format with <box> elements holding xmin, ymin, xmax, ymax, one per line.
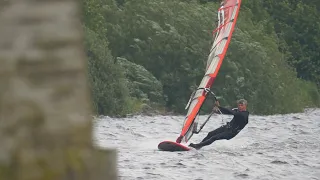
<box><xmin>190</xmin><ymin>130</ymin><xmax>235</xmax><ymax>149</ymax></box>
<box><xmin>200</xmin><ymin>125</ymin><xmax>226</xmax><ymax>142</ymax></box>
<box><xmin>199</xmin><ymin>131</ymin><xmax>234</xmax><ymax>146</ymax></box>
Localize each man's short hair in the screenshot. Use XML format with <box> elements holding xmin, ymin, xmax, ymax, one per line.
<box><xmin>237</xmin><ymin>99</ymin><xmax>247</xmax><ymax>105</ymax></box>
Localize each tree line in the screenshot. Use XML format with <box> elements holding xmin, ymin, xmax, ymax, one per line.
<box><xmin>81</xmin><ymin>0</ymin><xmax>320</xmax><ymax>116</ymax></box>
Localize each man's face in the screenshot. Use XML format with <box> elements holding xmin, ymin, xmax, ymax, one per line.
<box><xmin>237</xmin><ymin>103</ymin><xmax>246</xmax><ymax>111</ymax></box>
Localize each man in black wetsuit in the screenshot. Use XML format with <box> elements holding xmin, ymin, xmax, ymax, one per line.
<box><xmin>189</xmin><ymin>99</ymin><xmax>249</xmax><ymax>150</ymax></box>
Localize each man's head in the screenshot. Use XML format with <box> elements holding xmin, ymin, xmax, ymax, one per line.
<box><xmin>237</xmin><ymin>99</ymin><xmax>247</xmax><ymax>111</ymax></box>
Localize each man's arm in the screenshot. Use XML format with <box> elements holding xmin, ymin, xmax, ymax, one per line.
<box><xmin>218</xmin><ymin>106</ymin><xmax>235</xmax><ymax>115</ymax></box>
<box><xmin>213</xmin><ymin>100</ymin><xmax>235</xmax><ymax>115</ymax></box>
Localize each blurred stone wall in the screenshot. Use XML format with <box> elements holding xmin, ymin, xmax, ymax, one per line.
<box><xmin>0</xmin><ymin>0</ymin><xmax>117</xmax><ymax>179</ymax></box>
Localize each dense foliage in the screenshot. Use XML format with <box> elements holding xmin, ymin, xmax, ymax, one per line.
<box><xmin>261</xmin><ymin>0</ymin><xmax>320</xmax><ymax>86</ymax></box>
<box><xmin>81</xmin><ymin>0</ymin><xmax>320</xmax><ymax>116</ymax></box>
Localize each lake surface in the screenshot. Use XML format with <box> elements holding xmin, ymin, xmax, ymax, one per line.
<box><xmin>93</xmin><ymin>109</ymin><xmax>320</xmax><ymax>180</ymax></box>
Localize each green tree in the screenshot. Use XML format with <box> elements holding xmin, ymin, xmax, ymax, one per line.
<box><xmin>81</xmin><ymin>0</ymin><xmax>132</xmax><ymax>116</ymax></box>
<box><xmin>81</xmin><ymin>0</ymin><xmax>320</xmax><ymax>115</ymax></box>
<box><xmin>261</xmin><ymin>0</ymin><xmax>320</xmax><ymax>86</ymax></box>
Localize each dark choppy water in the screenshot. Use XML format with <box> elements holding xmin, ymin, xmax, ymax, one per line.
<box><xmin>93</xmin><ymin>109</ymin><xmax>320</xmax><ymax>180</ymax></box>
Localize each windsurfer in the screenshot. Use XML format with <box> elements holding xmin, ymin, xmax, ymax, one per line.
<box><xmin>189</xmin><ymin>99</ymin><xmax>249</xmax><ymax>150</ymax></box>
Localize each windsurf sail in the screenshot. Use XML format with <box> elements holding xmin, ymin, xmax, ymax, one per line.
<box><xmin>176</xmin><ymin>0</ymin><xmax>242</xmax><ymax>143</ymax></box>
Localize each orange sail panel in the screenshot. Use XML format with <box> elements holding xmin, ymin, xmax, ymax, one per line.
<box><xmin>176</xmin><ymin>0</ymin><xmax>242</xmax><ymax>143</ymax></box>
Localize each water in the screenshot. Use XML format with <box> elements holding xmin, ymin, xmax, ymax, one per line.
<box><xmin>93</xmin><ymin>109</ymin><xmax>320</xmax><ymax>180</ymax></box>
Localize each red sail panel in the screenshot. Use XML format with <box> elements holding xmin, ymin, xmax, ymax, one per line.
<box><xmin>176</xmin><ymin>0</ymin><xmax>242</xmax><ymax>143</ymax></box>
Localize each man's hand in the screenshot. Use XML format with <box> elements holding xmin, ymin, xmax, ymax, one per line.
<box><xmin>212</xmin><ymin>100</ymin><xmax>220</xmax><ymax>113</ymax></box>
<box><xmin>215</xmin><ymin>100</ymin><xmax>220</xmax><ymax>107</ymax></box>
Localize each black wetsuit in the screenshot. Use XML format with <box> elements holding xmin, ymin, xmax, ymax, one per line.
<box><xmin>191</xmin><ymin>106</ymin><xmax>249</xmax><ymax>149</ymax></box>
